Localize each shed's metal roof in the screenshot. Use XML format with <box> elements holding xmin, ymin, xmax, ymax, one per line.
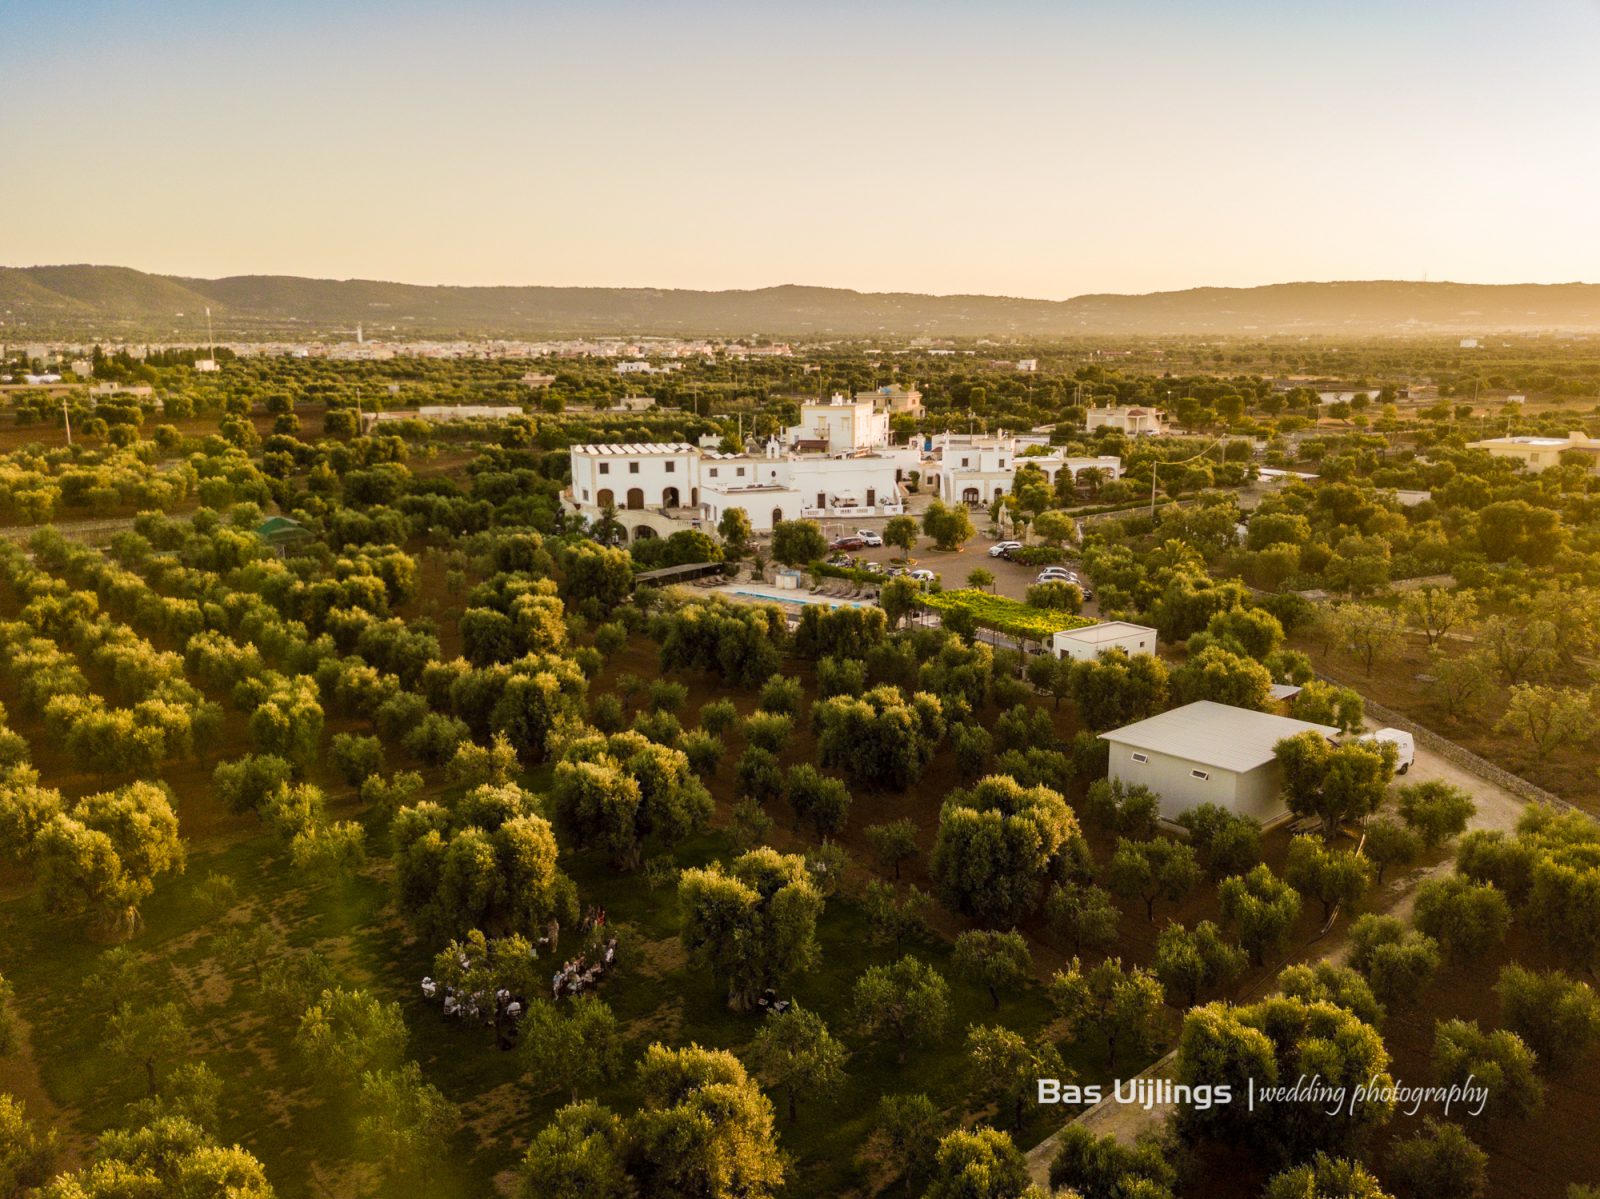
<box><xmin>1054</xmin><ymin>621</ymin><xmax>1157</xmax><ymax>645</ymax></box>
<box><xmin>1099</xmin><ymin>700</ymin><xmax>1338</xmax><ymax>773</ymax></box>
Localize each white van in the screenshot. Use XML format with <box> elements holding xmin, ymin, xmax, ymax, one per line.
<box><xmin>1358</xmin><ymin>728</ymin><xmax>1415</xmax><ymax>775</ymax></box>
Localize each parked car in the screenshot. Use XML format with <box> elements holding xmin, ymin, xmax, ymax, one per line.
<box><xmin>827</xmin><ymin>552</ymin><xmax>855</xmax><ymax>567</ymax></box>
<box><xmin>863</xmin><ymin>561</ymin><xmax>885</xmax><ymax>574</ymax></box>
<box><xmin>988</xmin><ymin>541</ymin><xmax>1023</xmax><ymax>558</ymax></box>
<box><xmin>1035</xmin><ymin>568</ymin><xmax>1074</xmax><ymax>584</ymax></box>
<box><xmin>909</xmin><ymin>568</ymin><xmax>937</xmax><ymax>583</ymax></box>
<box><xmin>1356</xmin><ymin>728</ymin><xmax>1416</xmax><ymax>775</ymax></box>
<box><xmin>885</xmin><ymin>566</ymin><xmax>910</xmax><ymax>578</ymax></box>
<box><xmin>856</xmin><ymin>529</ymin><xmax>884</xmax><ymax>547</ymax></box>
<box><xmin>831</xmin><ymin>535</ymin><xmax>866</xmax><ymax>551</ymax></box>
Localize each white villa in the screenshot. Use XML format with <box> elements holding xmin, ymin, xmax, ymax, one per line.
<box><xmin>1467</xmin><ymin>430</ymin><xmax>1600</xmax><ymax>474</ymax></box>
<box><xmin>923</xmin><ymin>432</ymin><xmax>1122</xmax><ymax>506</ymax></box>
<box><xmin>1085</xmin><ymin>405</ymin><xmax>1170</xmax><ymax>436</ymax></box>
<box><xmin>786</xmin><ymin>395</ymin><xmax>892</xmax><ymax>452</ymax></box>
<box><xmin>857</xmin><ymin>384</ymin><xmax>924</xmax><ymax>418</ymax></box>
<box><xmin>565</xmin><ymin>394</ymin><xmax>920</xmax><ymax>541</ymax></box>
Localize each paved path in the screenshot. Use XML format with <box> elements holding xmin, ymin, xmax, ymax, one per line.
<box><xmin>1025</xmin><ymin>719</ymin><xmax>1530</xmax><ymax>1183</ymax></box>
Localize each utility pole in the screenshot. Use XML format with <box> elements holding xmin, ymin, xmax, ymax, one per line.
<box><xmin>1149</xmin><ymin>435</ymin><xmax>1226</xmax><ymax>520</ymax></box>
<box><xmin>62</xmin><ymin>396</ymin><xmax>72</xmax><ymax>446</ymax></box>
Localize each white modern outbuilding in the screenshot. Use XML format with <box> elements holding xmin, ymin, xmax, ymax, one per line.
<box><xmin>1099</xmin><ymin>700</ymin><xmax>1339</xmax><ymax>826</ymax></box>
<box><xmin>1051</xmin><ymin>621</ymin><xmax>1158</xmax><ymax>662</ymax></box>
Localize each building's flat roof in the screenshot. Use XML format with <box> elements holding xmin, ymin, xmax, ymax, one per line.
<box><xmin>574</xmin><ymin>442</ymin><xmax>695</xmax><ymax>455</ymax></box>
<box><xmin>1471</xmin><ymin>436</ymin><xmax>1569</xmax><ymax>447</ymax></box>
<box><xmin>1054</xmin><ymin>621</ymin><xmax>1157</xmax><ymax>644</ymax></box>
<box><xmin>1099</xmin><ymin>700</ymin><xmax>1338</xmax><ymax>773</ymax></box>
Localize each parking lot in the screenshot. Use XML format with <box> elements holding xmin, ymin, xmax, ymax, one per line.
<box><xmin>818</xmin><ymin>520</ymin><xmax>1100</xmax><ymax>617</ymax></box>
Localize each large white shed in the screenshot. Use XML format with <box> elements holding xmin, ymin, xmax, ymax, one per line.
<box><xmin>1099</xmin><ymin>700</ymin><xmax>1339</xmax><ymax>826</ymax></box>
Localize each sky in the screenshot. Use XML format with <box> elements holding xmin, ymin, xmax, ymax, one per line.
<box><xmin>3</xmin><ymin>0</ymin><xmax>1599</xmax><ymax>299</ymax></box>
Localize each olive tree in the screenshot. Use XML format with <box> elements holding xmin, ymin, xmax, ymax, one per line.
<box><xmin>933</xmin><ymin>775</ymin><xmax>1083</xmax><ymax>925</ymax></box>
<box><xmin>679</xmin><ymin>848</ymin><xmax>823</xmax><ymax>1010</ymax></box>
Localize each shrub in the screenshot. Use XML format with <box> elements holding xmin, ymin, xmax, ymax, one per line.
<box><xmin>680</xmin><ymin>729</ymin><xmax>726</xmax><ymax>777</ymax></box>
<box><xmin>758</xmin><ymin>673</ymin><xmax>805</xmax><ymax>716</ymax></box>
<box><xmin>743</xmin><ymin>711</ymin><xmax>794</xmax><ymax>754</ymax></box>
<box><xmin>699</xmin><ymin>698</ymin><xmax>739</xmax><ymax>736</ymax></box>
<box><xmin>329</xmin><ymin>733</ymin><xmax>384</xmax><ymax>788</ymax></box>
<box><xmin>630</xmin><ymin>709</ymin><xmax>683</xmax><ymax>748</ymax></box>
<box><xmin>785</xmin><ymin>764</ymin><xmax>851</xmax><ymax>838</ymax></box>
<box><xmin>403</xmin><ymin>713</ymin><xmax>469</xmax><ymax>766</ymax></box>
<box><xmin>734</xmin><ymin>746</ymin><xmax>784</xmax><ymax>806</ymax></box>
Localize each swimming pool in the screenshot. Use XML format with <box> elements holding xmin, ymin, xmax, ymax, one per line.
<box><xmin>730</xmin><ymin>588</ymin><xmax>869</xmax><ymax>609</ymax></box>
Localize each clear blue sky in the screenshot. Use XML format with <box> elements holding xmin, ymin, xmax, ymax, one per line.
<box><xmin>4</xmin><ymin>0</ymin><xmax>1598</xmax><ymax>297</ymax></box>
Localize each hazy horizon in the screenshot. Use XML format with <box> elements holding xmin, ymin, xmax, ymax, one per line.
<box><xmin>10</xmin><ymin>264</ymin><xmax>1600</xmax><ymax>303</ymax></box>
<box><xmin>5</xmin><ymin>0</ymin><xmax>1600</xmax><ymax>299</ymax></box>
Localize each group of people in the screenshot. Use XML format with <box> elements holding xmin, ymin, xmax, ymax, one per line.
<box><xmin>414</xmin><ymin>914</ymin><xmax>620</xmax><ymax>1021</ymax></box>
<box><xmin>418</xmin><ymin>977</ymin><xmax>528</xmax><ymax>1026</ymax></box>
<box><xmin>756</xmin><ymin>987</ymin><xmax>793</xmax><ymax>1015</ymax></box>
<box><xmin>552</xmin><ymin>936</ymin><xmax>618</xmax><ymax>1000</ymax></box>
<box><xmin>417</xmin><ymin>922</ymin><xmax>565</xmax><ymax>1029</ymax></box>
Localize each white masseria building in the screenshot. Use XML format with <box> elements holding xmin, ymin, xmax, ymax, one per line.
<box><xmin>564</xmin><ymin>395</ymin><xmax>920</xmax><ymax>541</ymax></box>
<box><xmin>923</xmin><ymin>432</ymin><xmax>1122</xmax><ymax>506</ymax></box>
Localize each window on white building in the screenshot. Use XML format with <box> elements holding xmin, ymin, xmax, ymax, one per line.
<box><xmin>709</xmin><ymin>468</ymin><xmax>719</xmax><ymax>478</ymax></box>
<box><xmin>629</xmin><ymin>462</ymin><xmax>639</xmax><ymax>474</ymax></box>
<box><xmin>1191</xmin><ymin>769</ymin><xmax>1210</xmax><ymax>781</ymax></box>
<box><xmin>1131</xmin><ymin>752</ymin><xmax>1148</xmax><ymax>763</ymax></box>
<box><xmin>737</xmin><ymin>467</ymin><xmax>746</xmax><ymax>477</ymax></box>
<box><xmin>665</xmin><ymin>461</ymin><xmax>675</xmax><ymax>473</ymax></box>
<box><xmin>599</xmin><ymin>463</ymin><xmax>609</xmax><ymax>475</ymax></box>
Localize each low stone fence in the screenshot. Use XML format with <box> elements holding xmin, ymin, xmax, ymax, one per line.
<box><xmin>1321</xmin><ymin>673</ymin><xmax>1586</xmax><ymax>817</ymax></box>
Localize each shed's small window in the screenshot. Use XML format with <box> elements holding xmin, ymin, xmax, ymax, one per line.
<box><xmin>1191</xmin><ymin>769</ymin><xmax>1210</xmax><ymax>780</ymax></box>
<box><xmin>1131</xmin><ymin>752</ymin><xmax>1148</xmax><ymax>764</ymax></box>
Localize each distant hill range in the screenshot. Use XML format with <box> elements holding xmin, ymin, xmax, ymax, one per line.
<box><xmin>4</xmin><ymin>265</ymin><xmax>1600</xmax><ymax>340</ymax></box>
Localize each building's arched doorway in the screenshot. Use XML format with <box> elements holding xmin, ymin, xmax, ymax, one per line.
<box><xmin>961</xmin><ymin>487</ymin><xmax>981</xmax><ymax>505</ymax></box>
<box><xmin>596</xmin><ymin>488</ymin><xmax>614</xmax><ymax>509</ymax></box>
<box><xmin>771</xmin><ymin>507</ymin><xmax>784</xmax><ymax>529</ymax></box>
<box><xmin>632</xmin><ymin>525</ymin><xmax>657</xmax><ymax>542</ymax></box>
<box><xmin>626</xmin><ymin>487</ymin><xmax>645</xmax><ymax>510</ymax></box>
<box><xmin>662</xmin><ymin>486</ymin><xmax>681</xmax><ymax>508</ymax></box>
